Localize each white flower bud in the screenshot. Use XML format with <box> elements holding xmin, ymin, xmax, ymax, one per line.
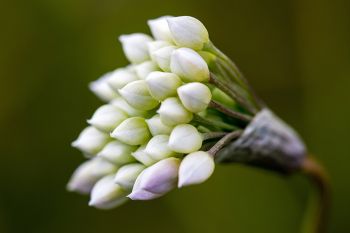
<box><xmin>119</xmin><ymin>80</ymin><xmax>159</xmax><ymax>111</ymax></box>
<box><xmin>72</xmin><ymin>126</ymin><xmax>110</xmax><ymax>155</ymax></box>
<box><xmin>145</xmin><ymin>114</ymin><xmax>173</xmax><ymax>136</ymax></box>
<box><xmin>119</xmin><ymin>33</ymin><xmax>153</xmax><ymax>64</ymax></box>
<box><xmin>170</xmin><ymin>48</ymin><xmax>209</xmax><ymax>82</ymax></box>
<box><xmin>148</xmin><ymin>41</ymin><xmax>172</xmax><ymax>60</ymax></box>
<box><xmin>148</xmin><ymin>16</ymin><xmax>174</xmax><ymax>42</ymax></box>
<box><xmin>89</xmin><ymin>74</ymin><xmax>119</xmax><ymax>102</ymax></box>
<box><xmin>152</xmin><ymin>45</ymin><xmax>176</xmax><ymax>72</ymax></box>
<box><xmin>114</xmin><ymin>163</ymin><xmax>146</xmax><ymax>190</ymax></box>
<box><xmin>146</xmin><ymin>71</ymin><xmax>182</xmax><ymax>101</ymax></box>
<box><xmin>167</xmin><ymin>16</ymin><xmax>209</xmax><ymax>50</ymax></box>
<box><xmin>177</xmin><ymin>82</ymin><xmax>212</xmax><ymax>113</ymax></box>
<box><xmin>67</xmin><ymin>158</ymin><xmax>117</xmax><ymax>194</ymax></box>
<box><xmin>128</xmin><ymin>157</ymin><xmax>180</xmax><ymax>200</ymax></box>
<box><xmin>111</xmin><ymin>117</ymin><xmax>151</xmax><ymax>146</ymax></box>
<box><xmin>157</xmin><ymin>97</ymin><xmax>193</xmax><ymax>126</ymax></box>
<box><xmin>110</xmin><ymin>97</ymin><xmax>147</xmax><ymax>117</ymax></box>
<box><xmin>168</xmin><ymin>124</ymin><xmax>202</xmax><ymax>153</ymax></box>
<box><xmin>87</xmin><ymin>105</ymin><xmax>128</xmax><ymax>132</ymax></box>
<box><xmin>89</xmin><ymin>175</ymin><xmax>128</xmax><ymax>209</ymax></box>
<box><xmin>107</xmin><ymin>67</ymin><xmax>139</xmax><ymax>91</ymax></box>
<box><xmin>97</xmin><ymin>141</ymin><xmax>136</xmax><ymax>165</ymax></box>
<box><xmin>145</xmin><ymin>135</ymin><xmax>176</xmax><ymax>161</ymax></box>
<box><xmin>135</xmin><ymin>61</ymin><xmax>158</xmax><ymax>80</ymax></box>
<box><xmin>131</xmin><ymin>145</ymin><xmax>157</xmax><ymax>166</ymax></box>
<box><xmin>178</xmin><ymin>151</ymin><xmax>214</xmax><ymax>188</ymax></box>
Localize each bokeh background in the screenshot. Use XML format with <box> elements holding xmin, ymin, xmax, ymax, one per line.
<box><xmin>1</xmin><ymin>0</ymin><xmax>349</xmax><ymax>232</ymax></box>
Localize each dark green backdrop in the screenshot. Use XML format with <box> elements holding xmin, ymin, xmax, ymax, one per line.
<box><xmin>0</xmin><ymin>0</ymin><xmax>349</xmax><ymax>232</ymax></box>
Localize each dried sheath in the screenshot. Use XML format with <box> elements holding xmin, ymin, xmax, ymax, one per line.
<box><xmin>216</xmin><ymin>109</ymin><xmax>306</xmax><ymax>173</ymax></box>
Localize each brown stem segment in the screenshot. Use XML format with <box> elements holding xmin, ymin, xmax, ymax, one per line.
<box><xmin>208</xmin><ymin>130</ymin><xmax>243</xmax><ymax>157</ymax></box>
<box><xmin>209</xmin><ymin>100</ymin><xmax>253</xmax><ymax>123</ymax></box>
<box><xmin>301</xmin><ymin>157</ymin><xmax>331</xmax><ymax>233</ymax></box>
<box><xmin>202</xmin><ymin>132</ymin><xmax>228</xmax><ymax>141</ymax></box>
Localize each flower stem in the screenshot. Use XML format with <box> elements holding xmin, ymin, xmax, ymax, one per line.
<box><xmin>300</xmin><ymin>157</ymin><xmax>331</xmax><ymax>233</ymax></box>
<box><xmin>209</xmin><ymin>100</ymin><xmax>253</xmax><ymax>123</ymax></box>
<box><xmin>202</xmin><ymin>131</ymin><xmax>227</xmax><ymax>141</ymax></box>
<box><xmin>208</xmin><ymin>130</ymin><xmax>243</xmax><ymax>156</ymax></box>
<box><xmin>209</xmin><ymin>73</ymin><xmax>257</xmax><ymax>114</ymax></box>
<box><xmin>193</xmin><ymin>114</ymin><xmax>238</xmax><ymax>131</ymax></box>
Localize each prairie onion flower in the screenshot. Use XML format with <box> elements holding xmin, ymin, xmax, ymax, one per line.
<box><xmin>68</xmin><ymin>15</ymin><xmax>307</xmax><ymax>209</ymax></box>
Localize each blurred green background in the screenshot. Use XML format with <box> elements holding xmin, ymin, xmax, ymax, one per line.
<box><xmin>0</xmin><ymin>0</ymin><xmax>349</xmax><ymax>232</ymax></box>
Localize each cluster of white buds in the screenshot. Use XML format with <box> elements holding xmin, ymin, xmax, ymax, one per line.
<box><xmin>68</xmin><ymin>15</ymin><xmax>260</xmax><ymax>209</ymax></box>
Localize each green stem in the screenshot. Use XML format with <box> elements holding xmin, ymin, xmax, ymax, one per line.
<box><xmin>300</xmin><ymin>157</ymin><xmax>331</xmax><ymax>233</ymax></box>
<box><xmin>209</xmin><ymin>100</ymin><xmax>253</xmax><ymax>123</ymax></box>
<box><xmin>209</xmin><ymin>73</ymin><xmax>257</xmax><ymax>114</ymax></box>
<box><xmin>193</xmin><ymin>114</ymin><xmax>238</xmax><ymax>131</ymax></box>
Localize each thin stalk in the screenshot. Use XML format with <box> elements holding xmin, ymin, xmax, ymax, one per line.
<box><xmin>209</xmin><ymin>100</ymin><xmax>253</xmax><ymax>123</ymax></box>
<box><xmin>300</xmin><ymin>157</ymin><xmax>331</xmax><ymax>233</ymax></box>
<box><xmin>193</xmin><ymin>114</ymin><xmax>238</xmax><ymax>131</ymax></box>
<box><xmin>206</xmin><ymin>42</ymin><xmax>265</xmax><ymax>109</ymax></box>
<box><xmin>208</xmin><ymin>130</ymin><xmax>243</xmax><ymax>156</ymax></box>
<box><xmin>209</xmin><ymin>73</ymin><xmax>257</xmax><ymax>114</ymax></box>
<box><xmin>202</xmin><ymin>131</ymin><xmax>227</xmax><ymax>141</ymax></box>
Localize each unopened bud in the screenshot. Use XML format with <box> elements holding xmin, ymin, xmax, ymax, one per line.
<box><xmin>135</xmin><ymin>61</ymin><xmax>158</xmax><ymax>80</ymax></box>
<box><xmin>178</xmin><ymin>151</ymin><xmax>214</xmax><ymax>188</ymax></box>
<box><xmin>145</xmin><ymin>114</ymin><xmax>173</xmax><ymax>136</ymax></box>
<box><xmin>119</xmin><ymin>80</ymin><xmax>159</xmax><ymax>111</ymax></box>
<box><xmin>111</xmin><ymin>117</ymin><xmax>151</xmax><ymax>146</ymax></box>
<box><xmin>148</xmin><ymin>16</ymin><xmax>174</xmax><ymax>42</ymax></box>
<box><xmin>72</xmin><ymin>126</ymin><xmax>110</xmax><ymax>155</ymax></box>
<box><xmin>119</xmin><ymin>33</ymin><xmax>153</xmax><ymax>64</ymax></box>
<box><xmin>107</xmin><ymin>67</ymin><xmax>139</xmax><ymax>91</ymax></box>
<box><xmin>146</xmin><ymin>71</ymin><xmax>182</xmax><ymax>101</ymax></box>
<box><xmin>114</xmin><ymin>163</ymin><xmax>146</xmax><ymax>190</ymax></box>
<box><xmin>177</xmin><ymin>82</ymin><xmax>212</xmax><ymax>113</ymax></box>
<box><xmin>89</xmin><ymin>74</ymin><xmax>119</xmax><ymax>102</ymax></box>
<box><xmin>67</xmin><ymin>158</ymin><xmax>117</xmax><ymax>194</ymax></box>
<box><xmin>128</xmin><ymin>157</ymin><xmax>180</xmax><ymax>200</ymax></box>
<box><xmin>151</xmin><ymin>45</ymin><xmax>176</xmax><ymax>72</ymax></box>
<box><xmin>87</xmin><ymin>105</ymin><xmax>128</xmax><ymax>132</ymax></box>
<box><xmin>167</xmin><ymin>16</ymin><xmax>209</xmax><ymax>50</ymax></box>
<box><xmin>97</xmin><ymin>140</ymin><xmax>136</xmax><ymax>165</ymax></box>
<box><xmin>111</xmin><ymin>97</ymin><xmax>147</xmax><ymax>117</ymax></box>
<box><xmin>89</xmin><ymin>175</ymin><xmax>128</xmax><ymax>209</ymax></box>
<box><xmin>170</xmin><ymin>48</ymin><xmax>209</xmax><ymax>82</ymax></box>
<box><xmin>157</xmin><ymin>97</ymin><xmax>193</xmax><ymax>126</ymax></box>
<box><xmin>145</xmin><ymin>135</ymin><xmax>176</xmax><ymax>161</ymax></box>
<box><xmin>131</xmin><ymin>145</ymin><xmax>157</xmax><ymax>166</ymax></box>
<box><xmin>168</xmin><ymin>124</ymin><xmax>202</xmax><ymax>153</ymax></box>
<box><xmin>148</xmin><ymin>41</ymin><xmax>172</xmax><ymax>60</ymax></box>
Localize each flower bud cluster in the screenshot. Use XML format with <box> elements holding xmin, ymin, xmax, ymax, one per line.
<box><xmin>68</xmin><ymin>15</ymin><xmax>234</xmax><ymax>209</ymax></box>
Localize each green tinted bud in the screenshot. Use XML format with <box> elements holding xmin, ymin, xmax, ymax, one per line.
<box><xmin>97</xmin><ymin>141</ymin><xmax>136</xmax><ymax>165</ymax></box>
<box><xmin>145</xmin><ymin>135</ymin><xmax>176</xmax><ymax>161</ymax></box>
<box><xmin>177</xmin><ymin>82</ymin><xmax>212</xmax><ymax>113</ymax></box>
<box><xmin>114</xmin><ymin>163</ymin><xmax>146</xmax><ymax>190</ymax></box>
<box><xmin>157</xmin><ymin>97</ymin><xmax>193</xmax><ymax>126</ymax></box>
<box><xmin>146</xmin><ymin>71</ymin><xmax>182</xmax><ymax>101</ymax></box>
<box><xmin>87</xmin><ymin>104</ymin><xmax>128</xmax><ymax>132</ymax></box>
<box><xmin>170</xmin><ymin>48</ymin><xmax>209</xmax><ymax>82</ymax></box>
<box><xmin>168</xmin><ymin>124</ymin><xmax>202</xmax><ymax>153</ymax></box>
<box><xmin>145</xmin><ymin>114</ymin><xmax>173</xmax><ymax>136</ymax></box>
<box><xmin>111</xmin><ymin>117</ymin><xmax>151</xmax><ymax>146</ymax></box>
<box><xmin>119</xmin><ymin>80</ymin><xmax>159</xmax><ymax>111</ymax></box>
<box><xmin>89</xmin><ymin>175</ymin><xmax>128</xmax><ymax>209</ymax></box>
